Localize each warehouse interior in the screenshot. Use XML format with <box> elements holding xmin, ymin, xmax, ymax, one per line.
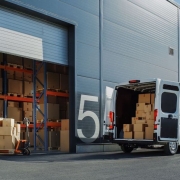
<box><xmin>0</xmin><ymin>53</ymin><xmax>70</xmax><ymax>152</ymax></box>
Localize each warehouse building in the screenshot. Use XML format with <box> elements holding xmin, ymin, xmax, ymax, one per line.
<box><xmin>0</xmin><ymin>0</ymin><xmax>179</xmax><ymax>153</ymax></box>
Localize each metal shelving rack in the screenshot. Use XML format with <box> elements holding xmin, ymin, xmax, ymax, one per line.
<box><xmin>0</xmin><ymin>55</ymin><xmax>69</xmax><ymax>151</ymax></box>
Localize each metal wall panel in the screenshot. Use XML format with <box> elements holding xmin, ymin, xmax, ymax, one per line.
<box><xmin>0</xmin><ymin>6</ymin><xmax>68</xmax><ymax>64</ymax></box>
<box><xmin>103</xmin><ymin>0</ymin><xmax>178</xmax><ymax>83</ymax></box>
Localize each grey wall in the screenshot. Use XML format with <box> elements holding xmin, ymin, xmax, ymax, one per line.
<box><xmin>4</xmin><ymin>0</ymin><xmax>180</xmax><ymax>144</ymax></box>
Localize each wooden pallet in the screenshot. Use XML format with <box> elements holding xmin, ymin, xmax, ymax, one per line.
<box><xmin>37</xmin><ymin>120</ymin><xmax>43</xmax><ymax>123</ymax></box>
<box><xmin>0</xmin><ymin>149</ymin><xmax>15</xmax><ymax>154</ymax></box>
<box><xmin>24</xmin><ymin>95</ymin><xmax>33</xmax><ymax>98</ymax></box>
<box><xmin>7</xmin><ymin>63</ymin><xmax>23</xmax><ymax>69</ymax></box>
<box><xmin>8</xmin><ymin>93</ymin><xmax>23</xmax><ymax>97</ymax></box>
<box><xmin>48</xmin><ymin>147</ymin><xmax>60</xmax><ymax>151</ymax></box>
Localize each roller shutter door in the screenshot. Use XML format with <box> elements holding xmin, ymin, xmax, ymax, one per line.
<box><xmin>0</xmin><ymin>7</ymin><xmax>68</xmax><ymax>65</ymax></box>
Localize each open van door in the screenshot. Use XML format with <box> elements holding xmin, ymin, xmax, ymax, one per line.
<box><xmin>103</xmin><ymin>86</ymin><xmax>116</xmax><ymax>140</ymax></box>
<box><xmin>157</xmin><ymin>80</ymin><xmax>179</xmax><ymax>144</ymax></box>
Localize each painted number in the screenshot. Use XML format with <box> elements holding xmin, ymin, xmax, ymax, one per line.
<box><xmin>77</xmin><ymin>95</ymin><xmax>99</xmax><ymax>143</ymax></box>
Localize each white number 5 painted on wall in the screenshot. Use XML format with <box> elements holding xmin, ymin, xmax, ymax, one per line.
<box><xmin>77</xmin><ymin>95</ymin><xmax>99</xmax><ymax>143</ymax></box>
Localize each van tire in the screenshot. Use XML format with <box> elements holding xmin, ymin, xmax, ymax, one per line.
<box><xmin>164</xmin><ymin>142</ymin><xmax>178</xmax><ymax>155</ymax></box>
<box><xmin>121</xmin><ymin>144</ymin><xmax>133</xmax><ymax>153</ymax></box>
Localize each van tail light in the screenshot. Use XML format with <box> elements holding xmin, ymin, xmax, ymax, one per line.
<box><xmin>109</xmin><ymin>111</ymin><xmax>114</xmax><ymax>130</ymax></box>
<box><xmin>154</xmin><ymin>109</ymin><xmax>158</xmax><ymax>121</ymax></box>
<box><xmin>154</xmin><ymin>109</ymin><xmax>158</xmax><ymax>130</ymax></box>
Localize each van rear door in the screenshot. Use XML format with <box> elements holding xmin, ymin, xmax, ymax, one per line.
<box><xmin>157</xmin><ymin>80</ymin><xmax>179</xmax><ymax>142</ymax></box>
<box><xmin>103</xmin><ymin>86</ymin><xmax>116</xmax><ymax>139</ymax></box>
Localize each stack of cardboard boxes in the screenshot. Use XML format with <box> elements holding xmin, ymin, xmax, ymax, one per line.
<box><xmin>0</xmin><ymin>118</ymin><xmax>20</xmax><ymax>149</ymax></box>
<box><xmin>123</xmin><ymin>93</ymin><xmax>155</xmax><ymax>140</ymax></box>
<box><xmin>60</xmin><ymin>119</ymin><xmax>69</xmax><ymax>152</ymax></box>
<box><xmin>23</xmin><ymin>102</ymin><xmax>33</xmax><ymax>122</ymax></box>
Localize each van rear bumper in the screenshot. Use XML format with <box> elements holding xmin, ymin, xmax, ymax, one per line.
<box><xmin>112</xmin><ymin>139</ymin><xmax>155</xmax><ymax>145</ymax></box>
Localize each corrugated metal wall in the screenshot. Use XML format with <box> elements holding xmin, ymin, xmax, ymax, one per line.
<box><xmin>4</xmin><ymin>0</ymin><xmax>180</xmax><ymax>144</ymax></box>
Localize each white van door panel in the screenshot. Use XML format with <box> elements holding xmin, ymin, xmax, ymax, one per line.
<box><xmin>157</xmin><ymin>80</ymin><xmax>179</xmax><ymax>142</ymax></box>
<box><xmin>103</xmin><ymin>86</ymin><xmax>116</xmax><ymax>137</ymax></box>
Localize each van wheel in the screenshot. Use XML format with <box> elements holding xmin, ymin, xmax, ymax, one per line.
<box><xmin>121</xmin><ymin>144</ymin><xmax>133</xmax><ymax>153</ymax></box>
<box><xmin>164</xmin><ymin>142</ymin><xmax>178</xmax><ymax>155</ymax></box>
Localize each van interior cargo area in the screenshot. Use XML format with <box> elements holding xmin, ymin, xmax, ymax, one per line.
<box><xmin>115</xmin><ymin>81</ymin><xmax>156</xmax><ymax>139</ymax></box>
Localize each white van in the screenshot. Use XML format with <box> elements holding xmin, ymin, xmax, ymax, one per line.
<box><xmin>103</xmin><ymin>78</ymin><xmax>179</xmax><ymax>155</ymax></box>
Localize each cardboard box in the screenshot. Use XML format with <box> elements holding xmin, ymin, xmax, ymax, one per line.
<box><xmin>133</xmin><ymin>124</ymin><xmax>147</xmax><ymax>132</ymax></box>
<box><xmin>144</xmin><ymin>104</ymin><xmax>151</xmax><ymax>112</ymax></box>
<box><xmin>37</xmin><ymin>103</ymin><xmax>59</xmax><ymax>120</ymax></box>
<box><xmin>60</xmin><ymin>130</ymin><xmax>69</xmax><ymax>152</ymax></box>
<box><xmin>23</xmin><ymin>102</ymin><xmax>32</xmax><ymax>111</ymax></box>
<box><xmin>2</xmin><ymin>118</ymin><xmax>14</xmax><ymax>127</ymax></box>
<box><xmin>0</xmin><ymin>127</ymin><xmax>16</xmax><ymax>136</ymax></box>
<box><xmin>138</xmin><ymin>94</ymin><xmax>151</xmax><ymax>103</ymax></box>
<box><xmin>0</xmin><ymin>78</ymin><xmax>2</xmax><ymax>92</ymax></box>
<box><xmin>136</xmin><ymin>103</ymin><xmax>146</xmax><ymax>111</ymax></box>
<box><xmin>145</xmin><ymin>127</ymin><xmax>154</xmax><ymax>139</ymax></box>
<box><xmin>146</xmin><ymin>120</ymin><xmax>154</xmax><ymax>127</ymax></box>
<box><xmin>131</xmin><ymin>117</ymin><xmax>136</xmax><ymax>124</ymax></box>
<box><xmin>136</xmin><ymin>120</ymin><xmax>146</xmax><ymax>124</ymax></box>
<box><xmin>151</xmin><ymin>94</ymin><xmax>155</xmax><ymax>104</ymax></box>
<box><xmin>134</xmin><ymin>132</ymin><xmax>144</xmax><ymax>139</ymax></box>
<box><xmin>24</xmin><ymin>111</ymin><xmax>33</xmax><ymax>122</ymax></box>
<box><xmin>136</xmin><ymin>111</ymin><xmax>146</xmax><ymax>118</ymax></box>
<box><xmin>24</xmin><ymin>58</ymin><xmax>33</xmax><ymax>70</ymax></box>
<box><xmin>37</xmin><ymin>72</ymin><xmax>60</xmax><ymax>89</ymax></box>
<box><xmin>39</xmin><ymin>95</ymin><xmax>57</xmax><ymax>104</ymax></box>
<box><xmin>146</xmin><ymin>111</ymin><xmax>154</xmax><ymax>120</ymax></box>
<box><xmin>123</xmin><ymin>124</ymin><xmax>133</xmax><ymax>132</ymax></box>
<box><xmin>7</xmin><ymin>54</ymin><xmax>22</xmax><ymax>65</ymax></box>
<box><xmin>24</xmin><ymin>73</ymin><xmax>32</xmax><ymax>82</ymax></box>
<box><xmin>124</xmin><ymin>132</ymin><xmax>133</xmax><ymax>139</ymax></box>
<box><xmin>15</xmin><ymin>71</ymin><xmax>23</xmax><ymax>80</ymax></box>
<box><xmin>7</xmin><ymin>107</ymin><xmax>22</xmax><ymax>122</ymax></box>
<box><xmin>60</xmin><ymin>74</ymin><xmax>69</xmax><ymax>91</ymax></box>
<box><xmin>152</xmin><ymin>104</ymin><xmax>155</xmax><ymax>111</ymax></box>
<box><xmin>0</xmin><ymin>135</ymin><xmax>16</xmax><ymax>149</ymax></box>
<box><xmin>8</xmin><ymin>101</ymin><xmax>19</xmax><ymax>108</ymax></box>
<box><xmin>24</xmin><ymin>81</ymin><xmax>33</xmax><ymax>96</ymax></box>
<box><xmin>0</xmin><ymin>100</ymin><xmax>3</xmax><ymax>111</ymax></box>
<box><xmin>8</xmin><ymin>79</ymin><xmax>23</xmax><ymax>94</ymax></box>
<box><xmin>61</xmin><ymin>119</ymin><xmax>69</xmax><ymax>130</ymax></box>
<box><xmin>49</xmin><ymin>131</ymin><xmax>60</xmax><ymax>147</ymax></box>
<box><xmin>7</xmin><ymin>70</ymin><xmax>14</xmax><ymax>79</ymax></box>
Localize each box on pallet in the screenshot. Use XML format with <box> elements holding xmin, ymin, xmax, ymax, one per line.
<box><xmin>24</xmin><ymin>111</ymin><xmax>33</xmax><ymax>122</ymax></box>
<box><xmin>136</xmin><ymin>120</ymin><xmax>146</xmax><ymax>124</ymax></box>
<box><xmin>146</xmin><ymin>120</ymin><xmax>154</xmax><ymax>127</ymax></box>
<box><xmin>7</xmin><ymin>70</ymin><xmax>14</xmax><ymax>79</ymax></box>
<box><xmin>138</xmin><ymin>94</ymin><xmax>151</xmax><ymax>103</ymax></box>
<box><xmin>0</xmin><ymin>127</ymin><xmax>16</xmax><ymax>136</ymax></box>
<box><xmin>39</xmin><ymin>95</ymin><xmax>57</xmax><ymax>104</ymax></box>
<box><xmin>134</xmin><ymin>132</ymin><xmax>144</xmax><ymax>139</ymax></box>
<box><xmin>133</xmin><ymin>124</ymin><xmax>147</xmax><ymax>132</ymax></box>
<box><xmin>8</xmin><ymin>79</ymin><xmax>23</xmax><ymax>94</ymax></box>
<box><xmin>8</xmin><ymin>101</ymin><xmax>19</xmax><ymax>108</ymax></box>
<box><xmin>15</xmin><ymin>71</ymin><xmax>23</xmax><ymax>81</ymax></box>
<box><xmin>23</xmin><ymin>81</ymin><xmax>33</xmax><ymax>96</ymax></box>
<box><xmin>7</xmin><ymin>54</ymin><xmax>22</xmax><ymax>65</ymax></box>
<box><xmin>61</xmin><ymin>119</ymin><xmax>69</xmax><ymax>130</ymax></box>
<box><xmin>24</xmin><ymin>58</ymin><xmax>33</xmax><ymax>70</ymax></box>
<box><xmin>24</xmin><ymin>73</ymin><xmax>32</xmax><ymax>82</ymax></box>
<box><xmin>0</xmin><ymin>78</ymin><xmax>2</xmax><ymax>92</ymax></box>
<box><xmin>60</xmin><ymin>130</ymin><xmax>69</xmax><ymax>152</ymax></box>
<box><xmin>0</xmin><ymin>136</ymin><xmax>16</xmax><ymax>149</ymax></box>
<box><xmin>60</xmin><ymin>74</ymin><xmax>69</xmax><ymax>91</ymax></box>
<box><xmin>0</xmin><ymin>100</ymin><xmax>3</xmax><ymax>112</ymax></box>
<box><xmin>124</xmin><ymin>132</ymin><xmax>133</xmax><ymax>139</ymax></box>
<box><xmin>7</xmin><ymin>107</ymin><xmax>22</xmax><ymax>122</ymax></box>
<box><xmin>23</xmin><ymin>102</ymin><xmax>32</xmax><ymax>111</ymax></box>
<box><xmin>37</xmin><ymin>103</ymin><xmax>59</xmax><ymax>120</ymax></box>
<box><xmin>123</xmin><ymin>124</ymin><xmax>133</xmax><ymax>132</ymax></box>
<box><xmin>37</xmin><ymin>72</ymin><xmax>59</xmax><ymax>90</ymax></box>
<box><xmin>145</xmin><ymin>127</ymin><xmax>154</xmax><ymax>139</ymax></box>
